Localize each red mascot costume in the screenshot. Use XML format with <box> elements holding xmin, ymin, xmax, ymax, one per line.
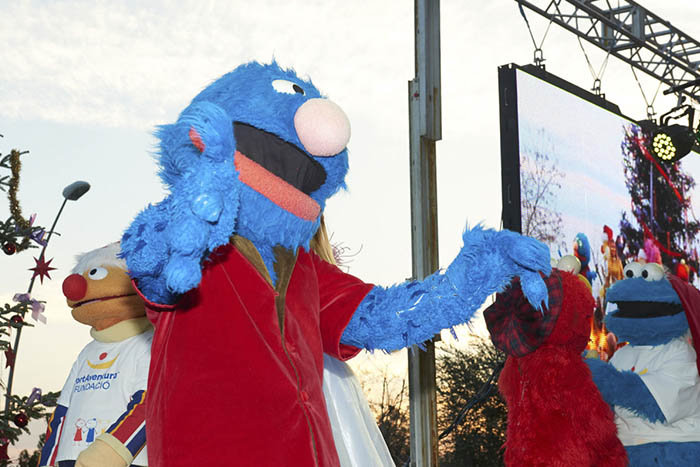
<box><xmin>484</xmin><ymin>259</ymin><xmax>627</xmax><ymax>466</ymax></box>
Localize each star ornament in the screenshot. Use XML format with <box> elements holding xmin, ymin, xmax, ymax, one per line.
<box><xmin>4</xmin><ymin>349</ymin><xmax>15</xmax><ymax>369</ymax></box>
<box><xmin>30</xmin><ymin>256</ymin><xmax>56</xmax><ymax>284</ymax></box>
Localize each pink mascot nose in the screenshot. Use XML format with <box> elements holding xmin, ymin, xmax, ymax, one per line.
<box><xmin>294</xmin><ymin>98</ymin><xmax>351</xmax><ymax>157</ymax></box>
<box><xmin>63</xmin><ymin>274</ymin><xmax>88</xmax><ymax>301</ymax></box>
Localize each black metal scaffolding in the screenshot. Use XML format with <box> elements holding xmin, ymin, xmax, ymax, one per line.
<box><xmin>515</xmin><ymin>0</ymin><xmax>700</xmax><ymax>102</ymax></box>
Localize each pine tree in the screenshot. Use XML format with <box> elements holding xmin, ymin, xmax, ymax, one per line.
<box><xmin>0</xmin><ymin>138</ymin><xmax>59</xmax><ymax>465</ymax></box>
<box><xmin>619</xmin><ymin>123</ymin><xmax>700</xmax><ymax>275</ymax></box>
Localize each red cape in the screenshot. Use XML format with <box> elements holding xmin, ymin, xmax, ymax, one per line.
<box><xmin>668</xmin><ymin>275</ymin><xmax>700</xmax><ymax>376</ymax></box>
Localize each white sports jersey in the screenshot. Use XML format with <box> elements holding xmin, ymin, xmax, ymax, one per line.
<box><xmin>54</xmin><ymin>325</ymin><xmax>152</xmax><ymax>465</ymax></box>
<box><xmin>610</xmin><ymin>334</ymin><xmax>700</xmax><ymax>445</ymax></box>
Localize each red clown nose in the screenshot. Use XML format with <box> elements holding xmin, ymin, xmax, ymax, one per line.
<box><xmin>62</xmin><ymin>274</ymin><xmax>87</xmax><ymax>301</ymax></box>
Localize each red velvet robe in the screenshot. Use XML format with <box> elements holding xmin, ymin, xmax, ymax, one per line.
<box><xmin>135</xmin><ymin>243</ymin><xmax>373</xmax><ymax>466</ymax></box>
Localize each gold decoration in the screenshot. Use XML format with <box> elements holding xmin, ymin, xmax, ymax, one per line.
<box><xmin>8</xmin><ymin>150</ymin><xmax>30</xmax><ymax>230</ymax></box>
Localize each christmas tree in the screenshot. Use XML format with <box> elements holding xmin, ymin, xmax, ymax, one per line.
<box><xmin>0</xmin><ymin>139</ymin><xmax>59</xmax><ymax>464</ymax></box>
<box><xmin>0</xmin><ymin>147</ymin><xmax>47</xmax><ymax>256</ymax></box>
<box><xmin>619</xmin><ymin>124</ymin><xmax>700</xmax><ymax>278</ymax></box>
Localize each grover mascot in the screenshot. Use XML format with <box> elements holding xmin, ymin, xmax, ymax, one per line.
<box><xmin>484</xmin><ymin>256</ymin><xmax>627</xmax><ymax>466</ymax></box>
<box><xmin>120</xmin><ymin>61</ymin><xmax>551</xmax><ymax>466</ymax></box>
<box><xmin>587</xmin><ymin>261</ymin><xmax>700</xmax><ymax>466</ymax></box>
<box><xmin>574</xmin><ymin>232</ymin><xmax>596</xmax><ymax>286</ymax></box>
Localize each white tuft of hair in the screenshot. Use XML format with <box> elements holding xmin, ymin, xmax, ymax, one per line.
<box><xmin>72</xmin><ymin>242</ymin><xmax>126</xmax><ymax>274</ymax></box>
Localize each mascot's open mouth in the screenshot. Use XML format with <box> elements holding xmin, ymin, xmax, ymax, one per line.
<box><xmin>72</xmin><ymin>293</ymin><xmax>137</xmax><ymax>309</ymax></box>
<box><xmin>233</xmin><ymin>122</ymin><xmax>326</xmax><ymax>221</ymax></box>
<box><xmin>612</xmin><ymin>301</ymin><xmax>684</xmax><ymax>318</ymax></box>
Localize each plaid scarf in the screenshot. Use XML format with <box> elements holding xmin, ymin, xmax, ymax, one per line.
<box><xmin>484</xmin><ymin>270</ymin><xmax>563</xmax><ymax>357</ymax></box>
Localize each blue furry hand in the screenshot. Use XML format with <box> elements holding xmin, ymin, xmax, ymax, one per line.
<box><xmin>342</xmin><ymin>224</ymin><xmax>552</xmax><ymax>352</ymax></box>
<box><xmin>586</xmin><ymin>357</ymin><xmax>666</xmax><ymax>423</ymax></box>
<box><xmin>445</xmin><ymin>226</ymin><xmax>551</xmax><ymax>312</ymax></box>
<box><xmin>120</xmin><ymin>101</ymin><xmax>244</xmax><ymax>304</ymax></box>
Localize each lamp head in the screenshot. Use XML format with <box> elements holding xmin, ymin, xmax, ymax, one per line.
<box><xmin>63</xmin><ymin>181</ymin><xmax>91</xmax><ymax>201</ymax></box>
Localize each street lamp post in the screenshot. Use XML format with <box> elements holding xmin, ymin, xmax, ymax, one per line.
<box><xmin>3</xmin><ymin>181</ymin><xmax>90</xmax><ymax>415</ymax></box>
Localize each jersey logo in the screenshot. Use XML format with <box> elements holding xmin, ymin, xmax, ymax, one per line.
<box><xmin>87</xmin><ymin>354</ymin><xmax>119</xmax><ymax>369</ymax></box>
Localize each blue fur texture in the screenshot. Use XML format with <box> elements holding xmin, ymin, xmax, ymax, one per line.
<box><xmin>121</xmin><ymin>61</ymin><xmax>348</xmax><ymax>302</ymax></box>
<box><xmin>342</xmin><ymin>224</ymin><xmax>551</xmax><ymax>351</ymax></box>
<box><xmin>606</xmin><ymin>312</ymin><xmax>689</xmax><ymax>346</ymax></box>
<box><xmin>626</xmin><ymin>441</ymin><xmax>700</xmax><ymax>466</ymax></box>
<box><xmin>607</xmin><ymin>276</ymin><xmax>681</xmax><ymax>305</ymax></box>
<box><xmin>586</xmin><ymin>358</ymin><xmax>666</xmax><ymax>423</ymax></box>
<box><xmin>574</xmin><ymin>232</ymin><xmax>596</xmax><ymax>283</ymax></box>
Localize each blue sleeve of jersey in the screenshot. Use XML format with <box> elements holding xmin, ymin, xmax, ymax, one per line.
<box><xmin>39</xmin><ymin>404</ymin><xmax>68</xmax><ymax>466</ymax></box>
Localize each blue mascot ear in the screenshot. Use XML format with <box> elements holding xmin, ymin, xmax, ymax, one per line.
<box><xmin>179</xmin><ymin>101</ymin><xmax>235</xmax><ymax>162</ymax></box>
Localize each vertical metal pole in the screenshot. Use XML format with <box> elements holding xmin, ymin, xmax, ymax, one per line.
<box><xmin>408</xmin><ymin>0</ymin><xmax>441</xmax><ymax>466</ymax></box>
<box><xmin>649</xmin><ymin>164</ymin><xmax>654</xmax><ymax>235</ymax></box>
<box><xmin>4</xmin><ymin>197</ymin><xmax>68</xmax><ymax>416</ymax></box>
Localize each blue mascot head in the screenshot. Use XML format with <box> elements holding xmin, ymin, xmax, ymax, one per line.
<box><xmin>157</xmin><ymin>61</ymin><xmax>351</xmax><ymax>252</ymax></box>
<box><xmin>121</xmin><ymin>61</ymin><xmax>354</xmax><ymax>300</ymax></box>
<box><xmin>605</xmin><ymin>261</ymin><xmax>687</xmax><ymax>345</ymax></box>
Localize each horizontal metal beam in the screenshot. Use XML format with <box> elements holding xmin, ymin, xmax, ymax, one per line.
<box><xmin>515</xmin><ymin>0</ymin><xmax>700</xmax><ymax>103</ymax></box>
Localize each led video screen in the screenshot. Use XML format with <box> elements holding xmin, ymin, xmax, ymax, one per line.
<box><xmin>499</xmin><ymin>64</ymin><xmax>700</xmax><ymax>304</ymax></box>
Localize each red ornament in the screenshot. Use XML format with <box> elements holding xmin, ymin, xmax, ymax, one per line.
<box><xmin>0</xmin><ymin>442</ymin><xmax>7</xmax><ymax>461</ymax></box>
<box><xmin>9</xmin><ymin>315</ymin><xmax>23</xmax><ymax>327</ymax></box>
<box><xmin>30</xmin><ymin>256</ymin><xmax>56</xmax><ymax>284</ymax></box>
<box><xmin>13</xmin><ymin>412</ymin><xmax>28</xmax><ymax>428</ymax></box>
<box><xmin>2</xmin><ymin>243</ymin><xmax>16</xmax><ymax>255</ymax></box>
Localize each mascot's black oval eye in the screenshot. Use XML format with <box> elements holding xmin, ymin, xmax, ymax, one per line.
<box><xmin>642</xmin><ymin>263</ymin><xmax>665</xmax><ymax>281</ymax></box>
<box><xmin>272</xmin><ymin>79</ymin><xmax>305</xmax><ymax>96</ymax></box>
<box><xmin>623</xmin><ymin>262</ymin><xmax>642</xmax><ymax>279</ymax></box>
<box><xmin>87</xmin><ymin>267</ymin><xmax>108</xmax><ymax>280</ymax></box>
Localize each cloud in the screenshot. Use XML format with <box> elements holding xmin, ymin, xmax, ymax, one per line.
<box><xmin>0</xmin><ymin>0</ymin><xmax>414</xmax><ymax>130</ymax></box>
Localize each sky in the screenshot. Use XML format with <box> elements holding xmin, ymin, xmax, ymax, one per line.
<box><xmin>1</xmin><ymin>0</ymin><xmax>700</xmax><ymax>457</ymax></box>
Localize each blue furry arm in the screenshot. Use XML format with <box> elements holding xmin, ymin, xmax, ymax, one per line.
<box><xmin>586</xmin><ymin>358</ymin><xmax>666</xmax><ymax>423</ymax></box>
<box><xmin>341</xmin><ymin>225</ymin><xmax>551</xmax><ymax>352</ymax></box>
<box><xmin>120</xmin><ymin>102</ymin><xmax>241</xmax><ymax>304</ymax></box>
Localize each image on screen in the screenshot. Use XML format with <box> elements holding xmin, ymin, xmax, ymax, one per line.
<box><xmin>499</xmin><ymin>64</ymin><xmax>700</xmax><ymax>305</ymax></box>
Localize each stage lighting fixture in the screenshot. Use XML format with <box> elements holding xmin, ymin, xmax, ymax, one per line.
<box><xmin>638</xmin><ymin>118</ymin><xmax>697</xmax><ymax>163</ymax></box>
<box><xmin>652</xmin><ymin>124</ymin><xmax>696</xmax><ymax>162</ymax></box>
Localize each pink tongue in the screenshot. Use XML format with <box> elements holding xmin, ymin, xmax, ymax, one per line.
<box><xmin>234</xmin><ymin>150</ymin><xmax>320</xmax><ymax>221</ymax></box>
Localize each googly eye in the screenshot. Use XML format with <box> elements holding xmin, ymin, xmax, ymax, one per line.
<box><xmin>641</xmin><ymin>263</ymin><xmax>664</xmax><ymax>281</ymax></box>
<box><xmin>272</xmin><ymin>79</ymin><xmax>305</xmax><ymax>95</ymax></box>
<box><xmin>623</xmin><ymin>262</ymin><xmax>643</xmax><ymax>279</ymax></box>
<box><xmin>87</xmin><ymin>267</ymin><xmax>108</xmax><ymax>280</ymax></box>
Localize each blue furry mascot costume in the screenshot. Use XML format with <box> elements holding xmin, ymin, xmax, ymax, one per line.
<box><xmin>587</xmin><ymin>261</ymin><xmax>700</xmax><ymax>466</ymax></box>
<box><xmin>120</xmin><ymin>61</ymin><xmax>551</xmax><ymax>467</ymax></box>
<box><xmin>574</xmin><ymin>232</ymin><xmax>596</xmax><ymax>286</ymax></box>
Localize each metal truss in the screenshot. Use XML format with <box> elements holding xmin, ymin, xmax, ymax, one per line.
<box><xmin>515</xmin><ymin>0</ymin><xmax>700</xmax><ymax>103</ymax></box>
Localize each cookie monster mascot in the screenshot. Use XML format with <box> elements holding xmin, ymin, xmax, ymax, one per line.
<box><xmin>587</xmin><ymin>261</ymin><xmax>700</xmax><ymax>466</ymax></box>
<box><xmin>120</xmin><ymin>61</ymin><xmax>551</xmax><ymax>467</ymax></box>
